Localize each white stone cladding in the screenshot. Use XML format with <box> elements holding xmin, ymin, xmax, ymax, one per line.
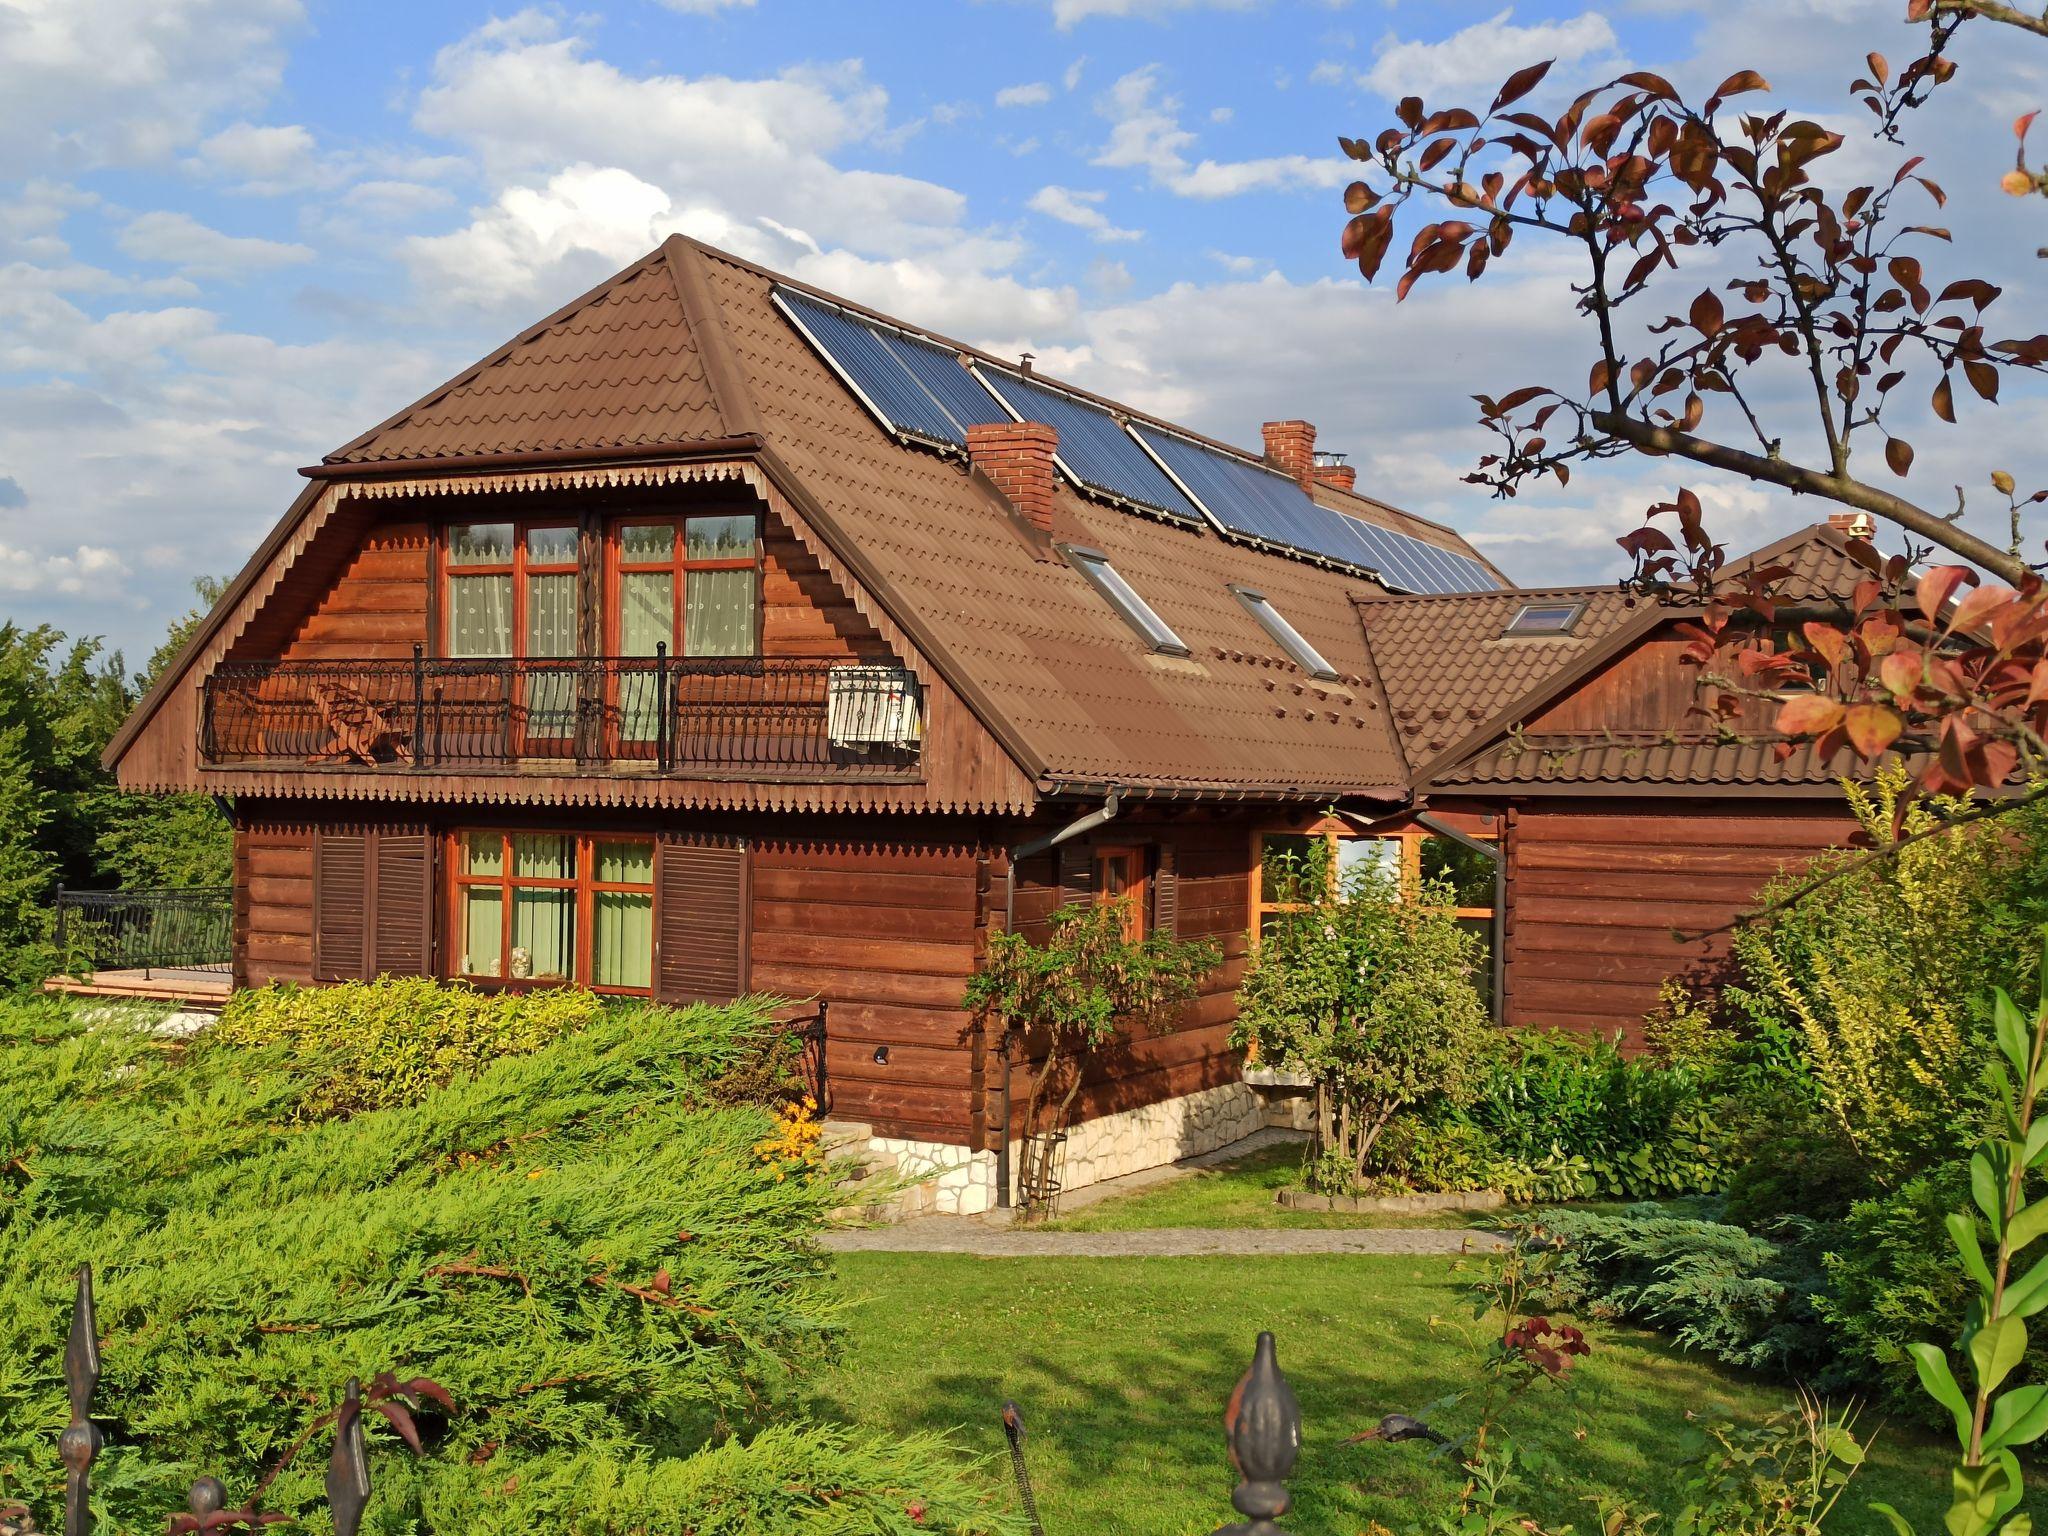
<box><xmin>861</xmin><ymin>1080</ymin><xmax>1276</xmax><ymax>1218</ymax></box>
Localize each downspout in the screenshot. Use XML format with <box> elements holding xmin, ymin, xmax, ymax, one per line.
<box><xmin>993</xmin><ymin>788</ymin><xmax>1122</xmax><ymax>1209</ymax></box>
<box><xmin>1411</xmin><ymin>811</ymin><xmax>1505</xmax><ymax>1027</ymax></box>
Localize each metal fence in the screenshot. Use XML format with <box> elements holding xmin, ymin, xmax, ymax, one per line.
<box><xmin>200</xmin><ymin>651</ymin><xmax>922</xmax><ymax>776</ymax></box>
<box><xmin>53</xmin><ymin>888</ymin><xmax>232</xmax><ymax>977</ymax></box>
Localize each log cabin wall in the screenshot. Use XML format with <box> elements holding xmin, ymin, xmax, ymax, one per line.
<box><xmin>1500</xmin><ymin>796</ymin><xmax>1860</xmax><ymax>1044</ymax></box>
<box><xmin>992</xmin><ymin>813</ymin><xmax>1256</xmax><ymax>1145</ymax></box>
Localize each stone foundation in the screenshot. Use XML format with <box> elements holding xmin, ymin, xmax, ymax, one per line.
<box><xmin>859</xmin><ymin>1080</ymin><xmax>1280</xmax><ymax>1218</ymax></box>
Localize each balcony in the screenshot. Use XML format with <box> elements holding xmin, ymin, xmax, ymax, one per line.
<box><xmin>200</xmin><ymin>653</ymin><xmax>923</xmax><ymax>778</ymax></box>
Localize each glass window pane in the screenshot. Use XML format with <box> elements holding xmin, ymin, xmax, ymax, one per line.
<box><xmin>620</xmin><ymin>571</ymin><xmax>674</xmax><ymax>655</ymax></box>
<box><xmin>592</xmin><ymin>891</ymin><xmax>653</xmax><ymax>990</ymax></box>
<box><xmin>1337</xmin><ymin>837</ymin><xmax>1402</xmax><ymax>899</ymax></box>
<box><xmin>620</xmin><ymin>522</ymin><xmax>675</xmax><ymax>563</ymax></box>
<box><xmin>1457</xmin><ymin>916</ymin><xmax>1495</xmax><ymax>1007</ymax></box>
<box><xmin>687</xmin><ymin>514</ymin><xmax>755</xmax><ymax>560</ymax></box>
<box><xmin>511</xmin><ymin>833</ymin><xmax>576</xmax><ymax>880</ymax></box>
<box><xmin>684</xmin><ymin>567</ymin><xmax>755</xmax><ymax>657</ymax></box>
<box><xmin>462</xmin><ymin>831</ymin><xmax>504</xmax><ymax>876</ymax></box>
<box><xmin>461</xmin><ymin>886</ymin><xmax>503</xmax><ymax>977</ymax></box>
<box><xmin>1259</xmin><ymin>834</ymin><xmax>1316</xmax><ymax>905</ymax></box>
<box><xmin>527</xmin><ymin>525</ymin><xmax>579</xmax><ymax>565</ymax></box>
<box><xmin>450</xmin><ymin>573</ymin><xmax>513</xmax><ymax>657</ymax></box>
<box><xmin>512</xmin><ymin>889</ymin><xmax>574</xmax><ymax>980</ymax></box>
<box><xmin>1420</xmin><ymin>835</ymin><xmax>1495</xmax><ymax>909</ymax></box>
<box><xmin>595</xmin><ymin>839</ymin><xmax>654</xmax><ymax>884</ymax></box>
<box><xmin>449</xmin><ymin>523</ymin><xmax>514</xmax><ymax>566</ymax></box>
<box><xmin>526</xmin><ymin>572</ymin><xmax>577</xmax><ymax>658</ymax></box>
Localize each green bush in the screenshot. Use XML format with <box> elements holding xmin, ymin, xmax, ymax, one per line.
<box><xmin>211</xmin><ymin>978</ymin><xmax>613</xmax><ymax>1119</ymax></box>
<box><xmin>0</xmin><ymin>993</ymin><xmax>1011</xmax><ymax>1534</ymax></box>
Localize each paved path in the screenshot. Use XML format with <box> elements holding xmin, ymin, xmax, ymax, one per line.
<box><xmin>821</xmin><ymin>1223</ymin><xmax>1504</xmax><ymax>1257</ymax></box>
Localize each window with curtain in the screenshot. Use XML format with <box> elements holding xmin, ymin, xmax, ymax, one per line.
<box><xmin>449</xmin><ymin>830</ymin><xmax>655</xmax><ymax>994</ymax></box>
<box><xmin>610</xmin><ymin>513</ymin><xmax>759</xmax><ymax>659</ymax></box>
<box><xmin>443</xmin><ymin>521</ymin><xmax>582</xmax><ymax>746</ymax></box>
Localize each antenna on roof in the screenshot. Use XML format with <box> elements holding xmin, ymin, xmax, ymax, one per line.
<box><xmin>1019</xmin><ymin>352</ymin><xmax>1035</xmax><ymax>377</ymax></box>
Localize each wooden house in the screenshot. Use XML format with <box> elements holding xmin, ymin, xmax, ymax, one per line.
<box><xmin>105</xmin><ymin>236</ymin><xmax>1874</xmax><ymax>1212</ymax></box>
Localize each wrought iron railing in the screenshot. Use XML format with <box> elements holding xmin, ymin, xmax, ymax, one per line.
<box><xmin>199</xmin><ymin>650</ymin><xmax>922</xmax><ymax>776</ymax></box>
<box><xmin>54</xmin><ymin>887</ymin><xmax>232</xmax><ymax>976</ymax></box>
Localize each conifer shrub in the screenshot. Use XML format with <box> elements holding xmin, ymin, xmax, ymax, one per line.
<box><xmin>0</xmin><ymin>994</ymin><xmax>1012</xmax><ymax>1534</ymax></box>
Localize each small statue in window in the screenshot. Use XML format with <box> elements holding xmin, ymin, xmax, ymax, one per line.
<box><xmin>509</xmin><ymin>946</ymin><xmax>533</xmax><ymax>979</ymax></box>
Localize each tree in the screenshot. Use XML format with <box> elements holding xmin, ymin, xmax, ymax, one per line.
<box><xmin>965</xmin><ymin>899</ymin><xmax>1218</xmax><ymax>1216</ymax></box>
<box><xmin>0</xmin><ymin>726</ymin><xmax>55</xmax><ymax>984</ymax></box>
<box><xmin>1232</xmin><ymin>845</ymin><xmax>1490</xmax><ymax>1192</ymax></box>
<box><xmin>1336</xmin><ymin>8</ymin><xmax>2048</xmax><ymax>798</ymax></box>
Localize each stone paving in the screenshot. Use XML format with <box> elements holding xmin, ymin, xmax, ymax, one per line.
<box><xmin>820</xmin><ymin>1223</ymin><xmax>1505</xmax><ymax>1257</ymax></box>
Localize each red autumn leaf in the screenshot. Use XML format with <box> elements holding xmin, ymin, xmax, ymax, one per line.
<box><xmin>1843</xmin><ymin>703</ymin><xmax>1904</xmax><ymax>757</ymax></box>
<box><xmin>1710</xmin><ymin>69</ymin><xmax>1770</xmax><ymax>103</ymax></box>
<box><xmin>1776</xmin><ymin>694</ymin><xmax>1845</xmax><ymax>735</ymax></box>
<box><xmin>1932</xmin><ymin>374</ymin><xmax>1955</xmax><ymax>424</ymax></box>
<box><xmin>1917</xmin><ymin>565</ymin><xmax>1972</xmax><ymax>622</ymax></box>
<box><xmin>1881</xmin><ymin>651</ymin><xmax>1924</xmax><ymax>698</ymax></box>
<box><xmin>1690</xmin><ymin>289</ymin><xmax>1724</xmax><ymax>336</ymax></box>
<box><xmin>1491</xmin><ymin>59</ymin><xmax>1555</xmax><ymax>113</ymax></box>
<box><xmin>1885</xmin><ymin>437</ymin><xmax>1914</xmax><ymax>476</ymax></box>
<box><xmin>1343</xmin><ymin>181</ymin><xmax>1378</xmax><ymax>214</ymax></box>
<box><xmin>1949</xmin><ymin>584</ymin><xmax>2016</xmax><ymax>636</ymax></box>
<box><xmin>1800</xmin><ymin>622</ymin><xmax>1848</xmax><ymax>668</ymax></box>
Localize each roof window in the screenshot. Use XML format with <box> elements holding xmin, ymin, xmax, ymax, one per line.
<box><xmin>1503</xmin><ymin>600</ymin><xmax>1585</xmax><ymax>637</ymax></box>
<box><xmin>1061</xmin><ymin>546</ymin><xmax>1189</xmax><ymax>655</ymax></box>
<box><xmin>1230</xmin><ymin>586</ymin><xmax>1338</xmax><ymax>680</ymax></box>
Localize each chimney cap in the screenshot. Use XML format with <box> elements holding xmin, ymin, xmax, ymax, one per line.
<box><xmin>1313</xmin><ymin>450</ymin><xmax>1348</xmax><ymax>468</ymax></box>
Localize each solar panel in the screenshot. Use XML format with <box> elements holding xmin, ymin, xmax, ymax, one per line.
<box><xmin>979</xmin><ymin>371</ymin><xmax>1203</xmax><ymax>522</ymax></box>
<box><xmin>876</xmin><ymin>329</ymin><xmax>1006</xmax><ymax>438</ymax></box>
<box><xmin>775</xmin><ymin>290</ymin><xmax>967</xmax><ymax>446</ymax></box>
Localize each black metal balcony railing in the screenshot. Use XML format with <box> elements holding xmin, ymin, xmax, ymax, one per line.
<box><xmin>199</xmin><ymin>652</ymin><xmax>922</xmax><ymax>776</ymax></box>
<box><xmin>54</xmin><ymin>887</ymin><xmax>234</xmax><ymax>976</ymax></box>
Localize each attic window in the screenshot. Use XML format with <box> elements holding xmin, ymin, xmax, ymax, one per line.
<box><xmin>1061</xmin><ymin>545</ymin><xmax>1190</xmax><ymax>655</ymax></box>
<box><xmin>1230</xmin><ymin>586</ymin><xmax>1338</xmax><ymax>680</ymax></box>
<box><xmin>1504</xmin><ymin>601</ymin><xmax>1585</xmax><ymax>637</ymax></box>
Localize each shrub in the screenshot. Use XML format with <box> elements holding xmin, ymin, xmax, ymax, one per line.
<box><xmin>0</xmin><ymin>993</ymin><xmax>1013</xmax><ymax>1535</ymax></box>
<box><xmin>1234</xmin><ymin>842</ymin><xmax>1490</xmax><ymax>1190</ymax></box>
<box><xmin>211</xmin><ymin>978</ymin><xmax>611</xmax><ymax>1119</ymax></box>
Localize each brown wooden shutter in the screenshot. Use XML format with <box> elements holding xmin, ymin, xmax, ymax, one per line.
<box><xmin>1151</xmin><ymin>842</ymin><xmax>1179</xmax><ymax>937</ymax></box>
<box><xmin>372</xmin><ymin>829</ymin><xmax>434</xmax><ymax>977</ymax></box>
<box><xmin>1057</xmin><ymin>843</ymin><xmax>1094</xmax><ymax>910</ymax></box>
<box><xmin>313</xmin><ymin>828</ymin><xmax>370</xmax><ymax>981</ymax></box>
<box><xmin>655</xmin><ymin>836</ymin><xmax>750</xmax><ymax>1004</ymax></box>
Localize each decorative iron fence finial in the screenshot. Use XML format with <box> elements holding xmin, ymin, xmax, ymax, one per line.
<box><xmin>325</xmin><ymin>1378</ymin><xmax>370</xmax><ymax>1536</ymax></box>
<box><xmin>1215</xmin><ymin>1332</ymin><xmax>1300</xmax><ymax>1536</ymax></box>
<box><xmin>60</xmin><ymin>1266</ymin><xmax>102</xmax><ymax>1536</ymax></box>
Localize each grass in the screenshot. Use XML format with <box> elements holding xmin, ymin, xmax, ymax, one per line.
<box><xmin>815</xmin><ymin>1250</ymin><xmax>2014</xmax><ymax>1536</ymax></box>
<box><xmin>1042</xmin><ymin>1141</ymin><xmax>1486</xmax><ymax>1231</ymax></box>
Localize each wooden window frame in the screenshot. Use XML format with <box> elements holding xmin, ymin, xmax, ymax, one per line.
<box><xmin>1250</xmin><ymin>825</ymin><xmax>1495</xmax><ymax>938</ymax></box>
<box><xmin>445</xmin><ymin>830</ymin><xmax>656</xmax><ymax>997</ymax></box>
<box><xmin>1092</xmin><ymin>843</ymin><xmax>1149</xmax><ymax>940</ymax></box>
<box><xmin>603</xmin><ymin>511</ymin><xmax>764</xmax><ymax>658</ymax></box>
<box><xmin>436</xmin><ymin>519</ymin><xmax>580</xmax><ymax>659</ymax></box>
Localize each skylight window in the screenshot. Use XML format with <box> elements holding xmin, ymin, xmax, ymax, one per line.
<box><xmin>1061</xmin><ymin>546</ymin><xmax>1189</xmax><ymax>655</ymax></box>
<box><xmin>1230</xmin><ymin>586</ymin><xmax>1338</xmax><ymax>680</ymax></box>
<box><xmin>1504</xmin><ymin>601</ymin><xmax>1585</xmax><ymax>637</ymax></box>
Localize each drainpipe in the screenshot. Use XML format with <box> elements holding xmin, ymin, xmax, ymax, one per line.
<box><xmin>1411</xmin><ymin>811</ymin><xmax>1505</xmax><ymax>1027</ymax></box>
<box><xmin>993</xmin><ymin>788</ymin><xmax>1122</xmax><ymax>1208</ymax></box>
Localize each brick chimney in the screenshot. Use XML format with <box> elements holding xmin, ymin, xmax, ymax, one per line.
<box><xmin>968</xmin><ymin>421</ymin><xmax>1059</xmax><ymax>535</ymax></box>
<box><xmin>1828</xmin><ymin>511</ymin><xmax>1876</xmax><ymax>540</ymax></box>
<box><xmin>1313</xmin><ymin>451</ymin><xmax>1357</xmax><ymax>494</ymax></box>
<box><xmin>1262</xmin><ymin>420</ymin><xmax>1317</xmax><ymax>493</ymax></box>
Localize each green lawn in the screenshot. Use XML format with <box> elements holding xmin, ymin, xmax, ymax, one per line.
<box><xmin>1041</xmin><ymin>1141</ymin><xmax>1486</xmax><ymax>1231</ymax></box>
<box><xmin>815</xmin><ymin>1250</ymin><xmax>2007</xmax><ymax>1536</ymax></box>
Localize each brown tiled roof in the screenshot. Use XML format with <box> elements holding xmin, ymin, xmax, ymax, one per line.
<box><xmin>1358</xmin><ymin>585</ymin><xmax>1645</xmax><ymax>770</ymax></box>
<box><xmin>699</xmin><ymin>241</ymin><xmax>1411</xmax><ymax>794</ymax></box>
<box><xmin>327</xmin><ymin>250</ymin><xmax>729</xmax><ymax>464</ymax></box>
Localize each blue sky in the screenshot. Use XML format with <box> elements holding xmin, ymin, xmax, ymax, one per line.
<box><xmin>1</xmin><ymin>0</ymin><xmax>2042</xmax><ymax>664</ymax></box>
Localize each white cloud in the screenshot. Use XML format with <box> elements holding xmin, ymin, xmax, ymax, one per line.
<box><xmin>1063</xmin><ymin>56</ymin><xmax>1088</xmax><ymax>91</ymax></box>
<box><xmin>1027</xmin><ymin>185</ymin><xmax>1142</xmax><ymax>242</ymax></box>
<box><xmin>653</xmin><ymin>0</ymin><xmax>756</xmax><ymax>10</ymax></box>
<box><xmin>193</xmin><ymin>121</ymin><xmax>327</xmax><ymax>193</ymax></box>
<box><xmin>1362</xmin><ymin>9</ymin><xmax>1621</xmax><ymax>101</ymax></box>
<box><xmin>0</xmin><ymin>0</ymin><xmax>304</xmax><ymax>169</ymax></box>
<box><xmin>1049</xmin><ymin>0</ymin><xmax>1257</xmax><ymax>28</ymax></box>
<box><xmin>996</xmin><ymin>81</ymin><xmax>1053</xmax><ymax>108</ymax></box>
<box><xmin>117</xmin><ymin>211</ymin><xmax>314</xmax><ymax>277</ymax></box>
<box><xmin>1309</xmin><ymin>60</ymin><xmax>1347</xmax><ymax>86</ymax></box>
<box><xmin>0</xmin><ymin>544</ymin><xmax>129</xmax><ymax>595</ymax></box>
<box><xmin>1092</xmin><ymin>65</ymin><xmax>1347</xmax><ymax>197</ymax></box>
